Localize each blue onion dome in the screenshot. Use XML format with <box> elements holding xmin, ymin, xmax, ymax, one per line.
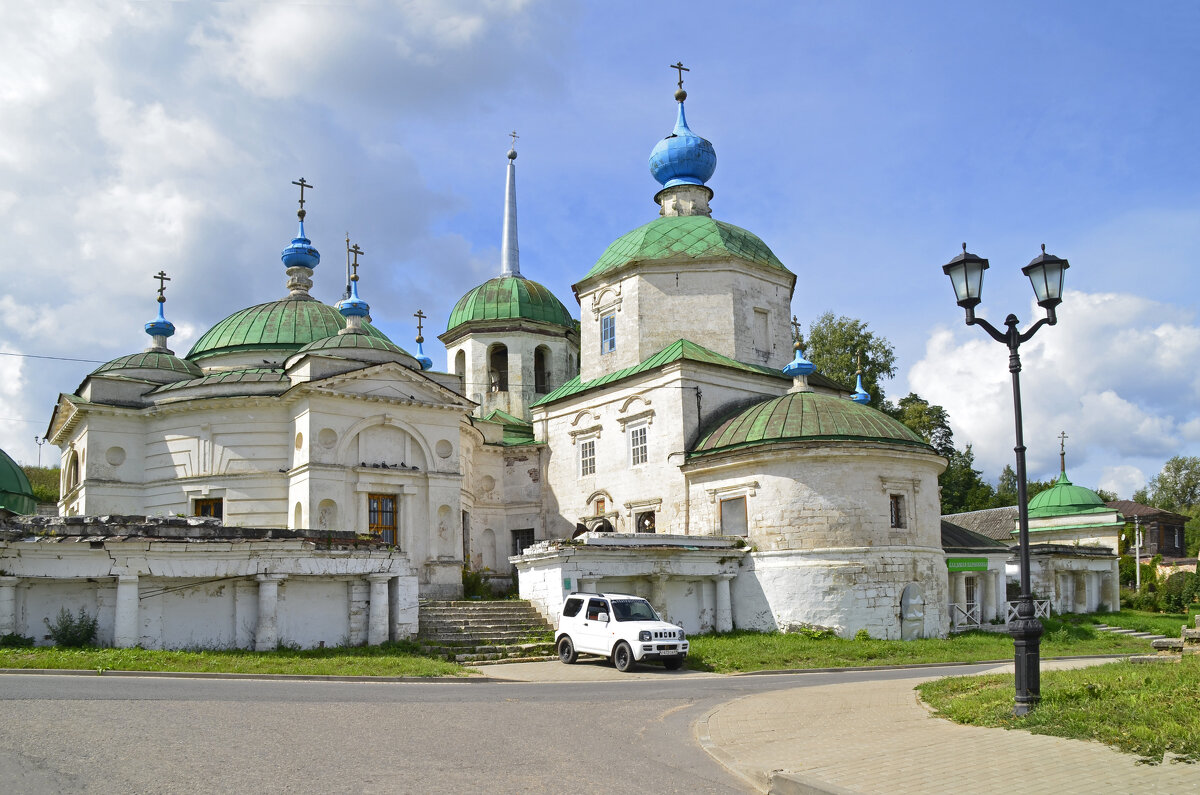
<box><xmin>782</xmin><ymin>344</ymin><xmax>816</xmax><ymax>378</ymax></box>
<box><xmin>336</xmin><ymin>279</ymin><xmax>369</xmax><ymax>318</ymax></box>
<box><xmin>144</xmin><ymin>298</ymin><xmax>175</xmax><ymax>340</ymax></box>
<box><xmin>281</xmin><ymin>218</ymin><xmax>320</xmax><ymax>271</ymax></box>
<box><xmin>851</xmin><ymin>372</ymin><xmax>871</xmax><ymax>405</ymax></box>
<box><xmin>414</xmin><ymin>338</ymin><xmax>433</xmax><ymax>371</ymax></box>
<box><xmin>649</xmin><ymin>99</ymin><xmax>716</xmax><ymax>189</ymax></box>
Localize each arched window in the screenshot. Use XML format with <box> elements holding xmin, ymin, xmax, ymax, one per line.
<box><xmin>454</xmin><ymin>349</ymin><xmax>465</xmax><ymax>379</ymax></box>
<box><xmin>64</xmin><ymin>452</ymin><xmax>80</xmax><ymax>493</ymax></box>
<box><xmin>534</xmin><ymin>346</ymin><xmax>551</xmax><ymax>394</ymax></box>
<box><xmin>488</xmin><ymin>344</ymin><xmax>508</xmax><ymax>392</ymax></box>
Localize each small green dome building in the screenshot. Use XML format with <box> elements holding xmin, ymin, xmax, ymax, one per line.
<box><xmin>0</xmin><ymin>446</ymin><xmax>36</xmax><ymax>516</ymax></box>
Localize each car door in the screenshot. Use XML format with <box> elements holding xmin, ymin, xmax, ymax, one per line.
<box><xmin>574</xmin><ymin>597</ymin><xmax>612</xmax><ymax>654</ymax></box>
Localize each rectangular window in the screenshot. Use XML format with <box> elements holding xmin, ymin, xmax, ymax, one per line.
<box><xmin>600</xmin><ymin>312</ymin><xmax>616</xmax><ymax>354</ymax></box>
<box><xmin>629</xmin><ymin>424</ymin><xmax>648</xmax><ymax>466</ymax></box>
<box><xmin>368</xmin><ymin>494</ymin><xmax>397</xmax><ymax>544</ymax></box>
<box><xmin>720</xmin><ymin>496</ymin><xmax>748</xmax><ymax>536</ymax></box>
<box><xmin>194</xmin><ymin>498</ymin><xmax>223</xmax><ymax>519</ymax></box>
<box><xmin>580</xmin><ymin>438</ymin><xmax>596</xmax><ymax>476</ymax></box>
<box><xmin>511</xmin><ymin>528</ymin><xmax>535</xmax><ymax>557</ymax></box>
<box><xmin>889</xmin><ymin>494</ymin><xmax>906</xmax><ymax>529</ymax></box>
<box><xmin>753</xmin><ymin>308</ymin><xmax>770</xmax><ymax>359</ymax></box>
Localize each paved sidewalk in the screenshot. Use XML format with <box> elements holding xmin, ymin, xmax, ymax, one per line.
<box><xmin>695</xmin><ymin>659</ymin><xmax>1197</xmax><ymax>794</ymax></box>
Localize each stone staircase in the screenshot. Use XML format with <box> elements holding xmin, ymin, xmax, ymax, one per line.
<box><xmin>416</xmin><ymin>600</ymin><xmax>555</xmax><ymax>664</ymax></box>
<box><xmin>1126</xmin><ymin>614</ymin><xmax>1200</xmax><ymax>664</ymax></box>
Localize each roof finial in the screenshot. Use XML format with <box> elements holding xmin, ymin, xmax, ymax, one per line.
<box><xmin>343</xmin><ymin>232</ymin><xmax>352</xmax><ymax>300</ymax></box>
<box><xmin>1058</xmin><ymin>430</ymin><xmax>1069</xmax><ymax>474</ymax></box>
<box><xmin>335</xmin><ymin>241</ymin><xmax>369</xmax><ymax>332</ymax></box>
<box><xmin>500</xmin><ymin>134</ymin><xmax>521</xmax><ymax>277</ymax></box>
<box><xmin>851</xmin><ymin>349</ymin><xmax>871</xmax><ymax>404</ymax></box>
<box><xmin>292</xmin><ymin>177</ymin><xmax>312</xmax><ymax>221</ymax></box>
<box><xmin>414</xmin><ymin>309</ymin><xmax>433</xmax><ymax>370</ymax></box>
<box><xmin>670</xmin><ymin>61</ymin><xmax>689</xmax><ymax>102</ymax></box>
<box><xmin>783</xmin><ymin>314</ymin><xmax>816</xmax><ymax>392</ymax></box>
<box><xmin>144</xmin><ymin>270</ymin><xmax>175</xmax><ymax>351</ymax></box>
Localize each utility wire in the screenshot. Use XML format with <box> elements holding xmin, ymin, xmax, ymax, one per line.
<box><xmin>0</xmin><ymin>351</ymin><xmax>105</xmax><ymax>364</ymax></box>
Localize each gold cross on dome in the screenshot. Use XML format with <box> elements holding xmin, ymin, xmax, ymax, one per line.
<box><xmin>670</xmin><ymin>61</ymin><xmax>689</xmax><ymax>90</ymax></box>
<box><xmin>153</xmin><ymin>270</ymin><xmax>170</xmax><ymax>302</ymax></box>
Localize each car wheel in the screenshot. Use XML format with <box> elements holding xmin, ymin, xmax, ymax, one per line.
<box><xmin>557</xmin><ymin>636</ymin><xmax>578</xmax><ymax>665</ymax></box>
<box><xmin>612</xmin><ymin>641</ymin><xmax>635</xmax><ymax>672</ymax></box>
<box><xmin>663</xmin><ymin>657</ymin><xmax>683</xmax><ymax>671</ymax></box>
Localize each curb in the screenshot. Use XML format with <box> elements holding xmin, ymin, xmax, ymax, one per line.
<box><xmin>0</xmin><ymin>667</ymin><xmax>496</xmax><ymax>683</ymax></box>
<box><xmin>726</xmin><ymin>652</ymin><xmax>1132</xmax><ymax>677</ymax></box>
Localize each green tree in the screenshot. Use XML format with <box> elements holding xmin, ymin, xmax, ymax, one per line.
<box><xmin>1147</xmin><ymin>455</ymin><xmax>1200</xmax><ymax>511</ymax></box>
<box><xmin>993</xmin><ymin>465</ymin><xmax>1019</xmax><ymax>507</ymax></box>
<box><xmin>1186</xmin><ymin>512</ymin><xmax>1200</xmax><ymax>558</ymax></box>
<box><xmin>804</xmin><ymin>312</ymin><xmax>896</xmax><ymax>408</ymax></box>
<box><xmin>888</xmin><ymin>393</ymin><xmax>954</xmax><ymax>456</ymax></box>
<box><xmin>20</xmin><ymin>465</ymin><xmax>60</xmax><ymax>504</ymax></box>
<box><xmin>940</xmin><ymin>445</ymin><xmax>997</xmax><ymax>514</ymax></box>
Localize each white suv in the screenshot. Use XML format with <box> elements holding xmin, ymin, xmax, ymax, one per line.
<box><xmin>555</xmin><ymin>592</ymin><xmax>689</xmax><ymax>672</ymax></box>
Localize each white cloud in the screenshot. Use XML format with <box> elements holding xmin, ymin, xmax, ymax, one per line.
<box><xmin>1098</xmin><ymin>465</ymin><xmax>1146</xmax><ymax>498</ymax></box>
<box><xmin>909</xmin><ymin>289</ymin><xmax>1200</xmax><ymax>488</ymax></box>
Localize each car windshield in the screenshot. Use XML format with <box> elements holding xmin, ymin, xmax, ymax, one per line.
<box><xmin>611</xmin><ymin>599</ymin><xmax>660</xmax><ymax>622</ymax></box>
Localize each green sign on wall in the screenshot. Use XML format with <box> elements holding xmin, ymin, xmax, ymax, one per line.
<box><xmin>946</xmin><ymin>557</ymin><xmax>988</xmax><ymax>572</ymax></box>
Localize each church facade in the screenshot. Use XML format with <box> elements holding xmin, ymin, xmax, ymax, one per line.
<box><xmin>10</xmin><ymin>82</ymin><xmax>953</xmax><ymax>647</ymax></box>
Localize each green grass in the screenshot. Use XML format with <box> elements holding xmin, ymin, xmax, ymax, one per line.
<box><xmin>918</xmin><ymin>655</ymin><xmax>1200</xmax><ymax>764</ymax></box>
<box><xmin>0</xmin><ymin>641</ymin><xmax>469</xmax><ymax>677</ymax></box>
<box><xmin>1064</xmin><ymin>609</ymin><xmax>1195</xmax><ymax>638</ymax></box>
<box><xmin>686</xmin><ymin>616</ymin><xmax>1155</xmax><ymax>674</ymax></box>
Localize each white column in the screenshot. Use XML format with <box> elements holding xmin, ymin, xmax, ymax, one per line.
<box><xmin>1073</xmin><ymin>571</ymin><xmax>1087</xmax><ymax>614</ymax></box>
<box><xmin>254</xmin><ymin>574</ymin><xmax>286</xmax><ymax>651</ymax></box>
<box><xmin>993</xmin><ymin>570</ymin><xmax>1006</xmax><ymax>623</ymax></box>
<box><xmin>715</xmin><ymin>575</ymin><xmax>734</xmax><ymax>633</ymax></box>
<box><xmin>0</xmin><ymin>576</ymin><xmax>19</xmax><ymax>636</ymax></box>
<box><xmin>980</xmin><ymin>571</ymin><xmax>996</xmax><ymax>623</ymax></box>
<box><xmin>113</xmin><ymin>575</ymin><xmax>139</xmax><ymax>648</ymax></box>
<box><xmin>367</xmin><ymin>574</ymin><xmax>391</xmax><ymax>645</ymax></box>
<box><xmin>649</xmin><ymin>575</ymin><xmax>668</xmax><ymax>623</ymax></box>
<box><xmin>1103</xmin><ymin>560</ymin><xmax>1120</xmax><ymax>612</ymax></box>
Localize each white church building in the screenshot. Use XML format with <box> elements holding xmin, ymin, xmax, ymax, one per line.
<box><xmin>2</xmin><ymin>80</ymin><xmax>954</xmax><ymax>648</ymax></box>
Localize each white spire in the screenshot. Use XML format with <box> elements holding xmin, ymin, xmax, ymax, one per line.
<box><xmin>500</xmin><ymin>133</ymin><xmax>520</xmax><ymax>277</ymax></box>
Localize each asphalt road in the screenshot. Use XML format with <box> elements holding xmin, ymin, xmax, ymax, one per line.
<box><xmin>0</xmin><ymin>663</ymin><xmax>1001</xmax><ymax>794</ymax></box>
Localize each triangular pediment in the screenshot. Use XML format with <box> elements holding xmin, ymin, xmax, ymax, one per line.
<box><xmin>302</xmin><ymin>362</ymin><xmax>475</xmax><ymax>410</ymax></box>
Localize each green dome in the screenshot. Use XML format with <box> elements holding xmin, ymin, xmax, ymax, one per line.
<box><xmin>445</xmin><ymin>276</ymin><xmax>574</xmax><ymax>334</ymax></box>
<box><xmin>581</xmin><ymin>215</ymin><xmax>790</xmax><ymax>282</ymax></box>
<box><xmin>297</xmin><ymin>333</ymin><xmax>413</xmax><ymax>358</ymax></box>
<box><xmin>691</xmin><ymin>390</ymin><xmax>930</xmax><ymax>457</ymax></box>
<box><xmin>0</xmin><ymin>446</ymin><xmax>36</xmax><ymax>516</ymax></box>
<box><xmin>1027</xmin><ymin>472</ymin><xmax>1110</xmax><ymax>518</ymax></box>
<box><xmin>92</xmin><ymin>351</ymin><xmax>203</xmax><ymax>379</ymax></box>
<box><xmin>188</xmin><ymin>298</ymin><xmax>392</xmax><ymax>361</ymax></box>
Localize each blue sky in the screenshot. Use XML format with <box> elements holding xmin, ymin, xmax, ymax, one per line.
<box><xmin>1</xmin><ymin>1</ymin><xmax>1197</xmax><ymax>497</ymax></box>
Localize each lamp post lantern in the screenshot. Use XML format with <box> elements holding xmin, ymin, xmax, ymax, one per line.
<box><xmin>942</xmin><ymin>242</ymin><xmax>1069</xmax><ymax>716</ymax></box>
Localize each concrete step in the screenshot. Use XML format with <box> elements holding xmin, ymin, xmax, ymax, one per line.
<box><xmin>469</xmin><ymin>655</ymin><xmax>558</xmax><ymax>666</ymax></box>
<box><xmin>1152</xmin><ymin>638</ymin><xmax>1185</xmax><ymax>651</ymax></box>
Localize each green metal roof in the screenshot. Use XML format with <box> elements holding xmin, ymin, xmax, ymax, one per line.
<box><xmin>297</xmin><ymin>333</ymin><xmax>412</xmax><ymax>358</ymax></box>
<box><xmin>1027</xmin><ymin>472</ymin><xmax>1112</xmax><ymax>518</ymax></box>
<box><xmin>445</xmin><ymin>276</ymin><xmax>575</xmax><ymax>334</ymax></box>
<box><xmin>478</xmin><ymin>409</ymin><xmax>537</xmax><ymax>446</ymax></box>
<box><xmin>690</xmin><ymin>390</ymin><xmax>931</xmax><ymax>458</ymax></box>
<box><xmin>188</xmin><ymin>299</ymin><xmax>392</xmax><ymax>361</ymax></box>
<box><xmin>580</xmin><ymin>216</ymin><xmax>790</xmax><ymax>283</ymax></box>
<box><xmin>0</xmin><ymin>446</ymin><xmax>36</xmax><ymax>516</ymax></box>
<box><xmin>531</xmin><ymin>339</ymin><xmax>788</xmax><ymax>408</ymax></box>
<box><xmin>151</xmin><ymin>368</ymin><xmax>288</xmax><ymax>394</ymax></box>
<box><xmin>92</xmin><ymin>351</ymin><xmax>203</xmax><ymax>378</ymax></box>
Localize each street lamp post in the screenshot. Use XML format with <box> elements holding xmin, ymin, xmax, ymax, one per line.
<box><xmin>942</xmin><ymin>242</ymin><xmax>1069</xmax><ymax>717</ymax></box>
<box><xmin>33</xmin><ymin>435</ymin><xmax>46</xmax><ymax>468</ymax></box>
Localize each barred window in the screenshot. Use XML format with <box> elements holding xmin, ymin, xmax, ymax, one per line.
<box><xmin>889</xmin><ymin>494</ymin><xmax>906</xmax><ymax>529</ymax></box>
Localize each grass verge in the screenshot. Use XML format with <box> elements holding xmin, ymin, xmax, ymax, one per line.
<box><xmin>917</xmin><ymin>655</ymin><xmax>1200</xmax><ymax>764</ymax></box>
<box><xmin>686</xmin><ymin>615</ymin><xmax>1157</xmax><ymax>674</ymax></box>
<box><xmin>0</xmin><ymin>640</ymin><xmax>469</xmax><ymax>678</ymax></box>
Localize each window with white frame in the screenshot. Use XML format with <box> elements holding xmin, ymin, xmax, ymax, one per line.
<box><xmin>579</xmin><ymin>437</ymin><xmax>596</xmax><ymax>476</ymax></box>
<box><xmin>600</xmin><ymin>312</ymin><xmax>616</xmax><ymax>354</ymax></box>
<box><xmin>629</xmin><ymin>422</ymin><xmax>648</xmax><ymax>466</ymax></box>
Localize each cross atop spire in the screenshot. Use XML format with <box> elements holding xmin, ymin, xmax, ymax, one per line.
<box><xmin>292</xmin><ymin>177</ymin><xmax>313</xmax><ymax>220</ymax></box>
<box><xmin>414</xmin><ymin>309</ymin><xmax>426</xmax><ymax>344</ymax></box>
<box><xmin>790</xmin><ymin>315</ymin><xmax>804</xmax><ymax>351</ymax></box>
<box><xmin>1058</xmin><ymin>430</ymin><xmax>1069</xmax><ymax>473</ymax></box>
<box><xmin>670</xmin><ymin>61</ymin><xmax>689</xmax><ymax>90</ymax></box>
<box><xmin>349</xmin><ymin>243</ymin><xmax>364</xmax><ymax>281</ymax></box>
<box><xmin>509</xmin><ymin>130</ymin><xmax>519</xmax><ymax>148</ymax></box>
<box><xmin>153</xmin><ymin>270</ymin><xmax>170</xmax><ymax>303</ymax></box>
